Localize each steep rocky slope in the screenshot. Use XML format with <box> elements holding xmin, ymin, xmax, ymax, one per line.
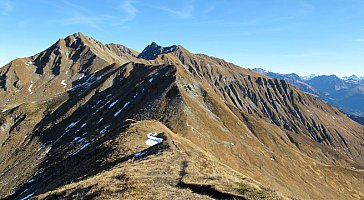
<box><xmin>140</xmin><ymin>43</ymin><xmax>363</xmax><ymax>164</ymax></box>
<box><xmin>0</xmin><ymin>33</ymin><xmax>363</xmax><ymax>200</ymax></box>
<box><xmin>253</xmin><ymin>68</ymin><xmax>364</xmax><ymax>117</ymax></box>
<box><xmin>252</xmin><ymin>68</ymin><xmax>320</xmax><ymax>96</ymax></box>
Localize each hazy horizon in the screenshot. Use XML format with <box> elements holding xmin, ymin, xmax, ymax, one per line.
<box><xmin>1</xmin><ymin>0</ymin><xmax>363</xmax><ymax>77</ymax></box>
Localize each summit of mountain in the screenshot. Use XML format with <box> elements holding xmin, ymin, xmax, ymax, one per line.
<box><xmin>1</xmin><ymin>33</ymin><xmax>364</xmax><ymax>200</ymax></box>
<box><xmin>136</xmin><ymin>42</ymin><xmax>180</xmax><ymax>60</ymax></box>
<box><xmin>0</xmin><ymin>32</ymin><xmax>140</xmax><ymax>108</ymax></box>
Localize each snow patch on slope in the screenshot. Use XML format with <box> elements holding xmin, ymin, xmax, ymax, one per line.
<box><xmin>109</xmin><ymin>100</ymin><xmax>118</xmax><ymax>109</ymax></box>
<box><xmin>72</xmin><ymin>142</ymin><xmax>90</xmax><ymax>156</ymax></box>
<box><xmin>20</xmin><ymin>192</ymin><xmax>34</xmax><ymax>200</ymax></box>
<box><xmin>134</xmin><ymin>151</ymin><xmax>146</xmax><ymax>158</ymax></box>
<box><xmin>61</xmin><ymin>80</ymin><xmax>67</xmax><ymax>88</ymax></box>
<box><xmin>28</xmin><ymin>81</ymin><xmax>33</xmax><ymax>94</ymax></box>
<box><xmin>114</xmin><ymin>102</ymin><xmax>130</xmax><ymax>117</ymax></box>
<box><xmin>145</xmin><ymin>133</ymin><xmax>163</xmax><ymax>146</ymax></box>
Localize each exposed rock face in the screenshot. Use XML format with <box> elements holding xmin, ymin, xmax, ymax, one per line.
<box><xmin>137</xmin><ymin>42</ymin><xmax>178</xmax><ymax>60</ymax></box>
<box><xmin>0</xmin><ymin>33</ymin><xmax>363</xmax><ymax>200</ymax></box>
<box><xmin>253</xmin><ymin>68</ymin><xmax>364</xmax><ymax>117</ymax></box>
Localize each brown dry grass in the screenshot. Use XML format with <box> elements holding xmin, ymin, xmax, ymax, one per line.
<box><xmin>35</xmin><ymin>120</ymin><xmax>283</xmax><ymax>200</ymax></box>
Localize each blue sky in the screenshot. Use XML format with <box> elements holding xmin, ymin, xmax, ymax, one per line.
<box><xmin>0</xmin><ymin>0</ymin><xmax>363</xmax><ymax>77</ymax></box>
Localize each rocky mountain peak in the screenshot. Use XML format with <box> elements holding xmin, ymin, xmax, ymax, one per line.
<box><xmin>137</xmin><ymin>42</ymin><xmax>178</xmax><ymax>60</ymax></box>
<box><xmin>56</xmin><ymin>32</ymin><xmax>87</xmax><ymax>49</ymax></box>
<box><xmin>150</xmin><ymin>41</ymin><xmax>159</xmax><ymax>47</ymax></box>
<box><xmin>0</xmin><ymin>32</ymin><xmax>136</xmax><ymax>105</ymax></box>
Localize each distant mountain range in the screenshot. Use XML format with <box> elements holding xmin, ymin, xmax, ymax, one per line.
<box><xmin>253</xmin><ymin>68</ymin><xmax>364</xmax><ymax>121</ymax></box>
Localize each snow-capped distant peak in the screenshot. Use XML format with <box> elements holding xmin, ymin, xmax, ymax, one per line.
<box><xmin>301</xmin><ymin>74</ymin><xmax>316</xmax><ymax>81</ymax></box>
<box><xmin>252</xmin><ymin>68</ymin><xmax>270</xmax><ymax>74</ymax></box>
<box><xmin>343</xmin><ymin>75</ymin><xmax>359</xmax><ymax>80</ymax></box>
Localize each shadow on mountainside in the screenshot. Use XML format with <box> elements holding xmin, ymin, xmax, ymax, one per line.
<box><xmin>176</xmin><ymin>160</ymin><xmax>246</xmax><ymax>200</ymax></box>
<box><xmin>8</xmin><ymin>62</ymin><xmax>178</xmax><ymax>199</ymax></box>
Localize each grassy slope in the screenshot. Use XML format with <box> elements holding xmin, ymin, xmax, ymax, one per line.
<box><xmin>35</xmin><ymin>120</ymin><xmax>281</xmax><ymax>200</ymax></box>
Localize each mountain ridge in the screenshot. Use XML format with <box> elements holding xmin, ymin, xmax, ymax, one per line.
<box><xmin>0</xmin><ymin>32</ymin><xmax>363</xmax><ymax>200</ymax></box>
